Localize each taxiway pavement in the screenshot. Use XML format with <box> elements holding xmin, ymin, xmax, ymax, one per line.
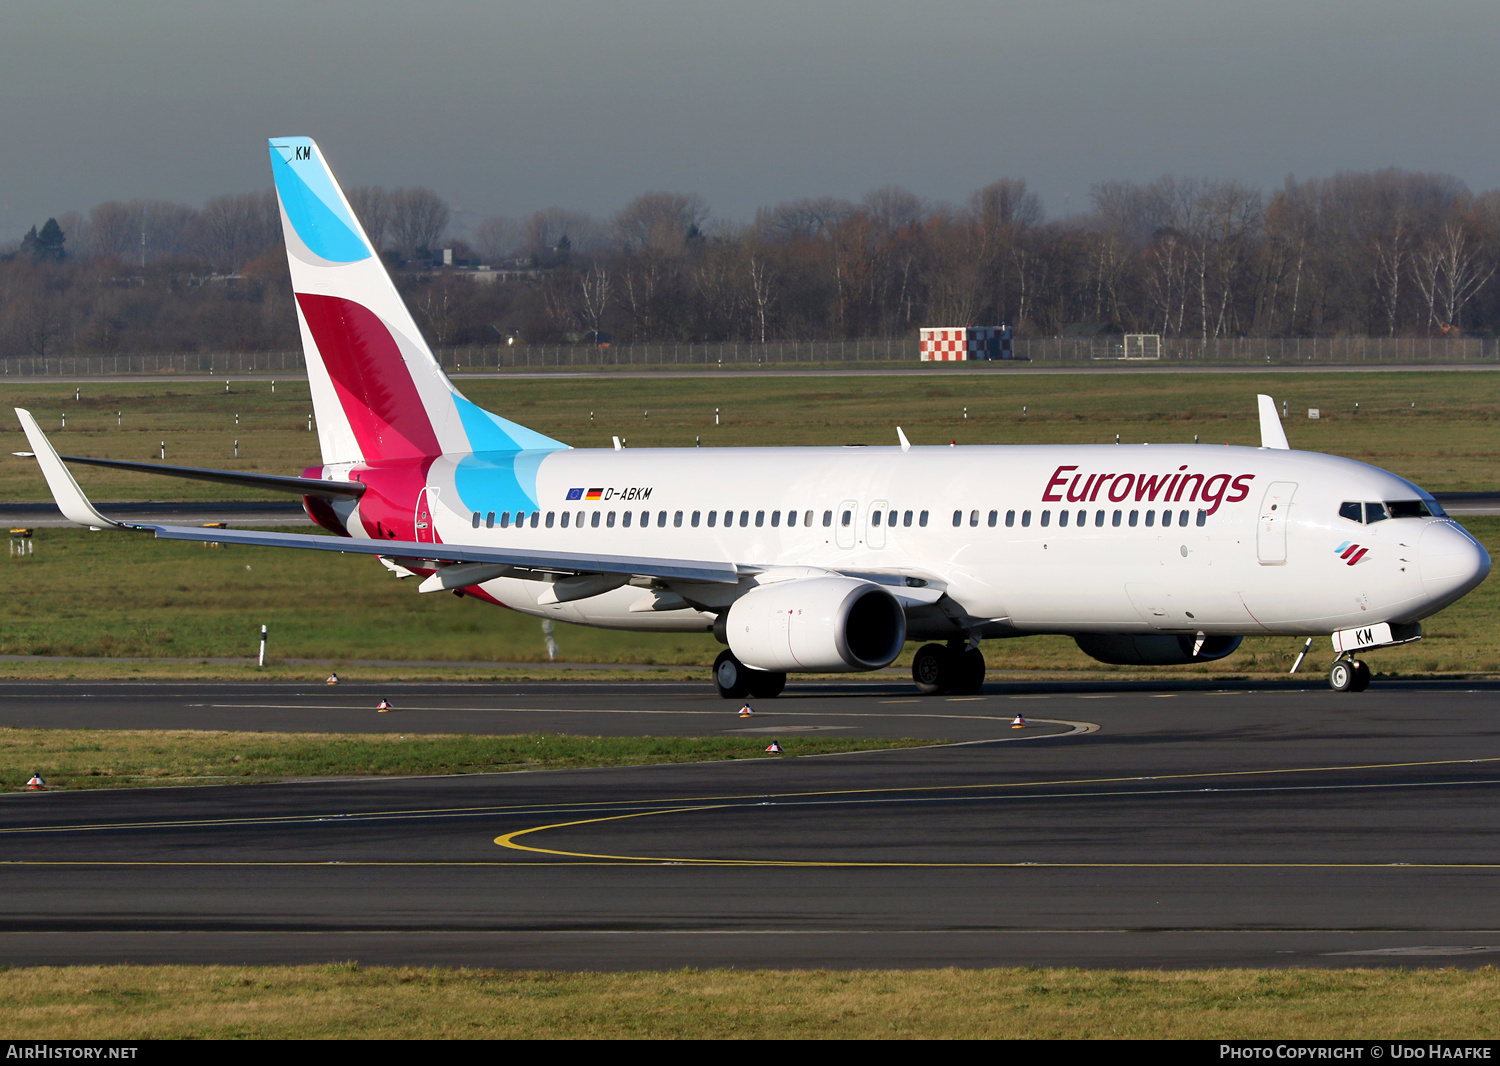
<box><xmin>1</xmin><ymin>679</ymin><xmax>1498</xmax><ymax>970</ymax></box>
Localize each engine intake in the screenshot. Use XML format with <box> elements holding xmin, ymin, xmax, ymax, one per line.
<box><xmin>1073</xmin><ymin>633</ymin><xmax>1243</xmax><ymax>666</ymax></box>
<box><xmin>725</xmin><ymin>576</ymin><xmax>906</xmax><ymax>673</ymax></box>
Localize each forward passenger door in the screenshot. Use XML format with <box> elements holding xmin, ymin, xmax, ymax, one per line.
<box><xmin>835</xmin><ymin>499</ymin><xmax>859</xmax><ymax>550</ymax></box>
<box><xmin>1257</xmin><ymin>482</ymin><xmax>1297</xmax><ymax>565</ymax></box>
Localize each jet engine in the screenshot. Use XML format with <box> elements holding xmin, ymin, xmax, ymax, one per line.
<box><xmin>722</xmin><ymin>576</ymin><xmax>906</xmax><ymax>673</ymax></box>
<box><xmin>1073</xmin><ymin>633</ymin><xmax>1243</xmax><ymax>666</ymax></box>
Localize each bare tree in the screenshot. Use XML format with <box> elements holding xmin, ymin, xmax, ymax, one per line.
<box><xmin>745</xmin><ymin>245</ymin><xmax>778</xmax><ymax>343</ymax></box>
<box><xmin>347</xmin><ymin>186</ymin><xmax>390</xmax><ymax>251</ymax></box>
<box><xmin>692</xmin><ymin>240</ymin><xmax>742</xmax><ymax>340</ymax></box>
<box><xmin>614</xmin><ymin>191</ymin><xmax>710</xmax><ymax>255</ymax></box>
<box><xmin>1144</xmin><ymin>229</ymin><xmax>1191</xmax><ymax>335</ymax></box>
<box><xmin>1427</xmin><ymin>220</ymin><xmax>1497</xmax><ymax>329</ymax></box>
<box><xmin>522</xmin><ymin>207</ymin><xmax>604</xmax><ymax>262</ymax></box>
<box><xmin>387</xmin><ymin>187</ymin><xmax>450</xmax><ymax>260</ymax></box>
<box><xmin>972</xmin><ymin>178</ymin><xmax>1042</xmax><ymax>324</ymax></box>
<box><xmin>754</xmin><ymin>197</ymin><xmax>854</xmax><ymax>242</ymax></box>
<box><xmin>85</xmin><ymin>201</ymin><xmax>143</xmax><ymax>262</ymax></box>
<box><xmin>189</xmin><ymin>191</ymin><xmax>279</xmax><ymax>272</ymax></box>
<box><xmin>579</xmin><ymin>262</ymin><xmax>612</xmax><ymax>342</ymax></box>
<box><xmin>83</xmin><ymin>200</ymin><xmax>194</xmax><ymax>266</ymax></box>
<box><xmin>473</xmin><ymin>215</ymin><xmax>519</xmax><ymax>263</ymax></box>
<box><xmin>863</xmin><ymin>186</ymin><xmax>926</xmax><ymax>236</ymax></box>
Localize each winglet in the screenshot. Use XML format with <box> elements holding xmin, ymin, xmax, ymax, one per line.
<box><xmin>13</xmin><ymin>408</ymin><xmax>128</xmax><ymax>529</ymax></box>
<box><xmin>897</xmin><ymin>427</ymin><xmax>911</xmax><ymax>452</ymax></box>
<box><xmin>1257</xmin><ymin>394</ymin><xmax>1290</xmax><ymax>450</ymax></box>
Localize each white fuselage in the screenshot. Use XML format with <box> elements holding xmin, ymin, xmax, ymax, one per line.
<box><xmin>354</xmin><ymin>442</ymin><xmax>1488</xmax><ymax>642</ymax></box>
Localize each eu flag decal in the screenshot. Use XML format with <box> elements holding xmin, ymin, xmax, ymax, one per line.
<box><xmin>565</xmin><ymin>487</ymin><xmax>584</xmax><ymax>501</ymax></box>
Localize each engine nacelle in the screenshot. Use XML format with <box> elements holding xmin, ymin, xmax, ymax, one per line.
<box><xmin>1073</xmin><ymin>633</ymin><xmax>1243</xmax><ymax>666</ymax></box>
<box><xmin>724</xmin><ymin>576</ymin><xmax>906</xmax><ymax>673</ymax></box>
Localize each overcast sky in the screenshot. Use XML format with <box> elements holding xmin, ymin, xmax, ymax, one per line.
<box><xmin>1</xmin><ymin>0</ymin><xmax>1496</xmax><ymax>238</ymax></box>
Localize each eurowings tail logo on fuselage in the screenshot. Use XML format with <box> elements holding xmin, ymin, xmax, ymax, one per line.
<box><xmin>1335</xmin><ymin>541</ymin><xmax>1369</xmax><ymax>565</ymax></box>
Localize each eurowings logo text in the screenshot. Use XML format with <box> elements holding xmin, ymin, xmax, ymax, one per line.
<box><xmin>1042</xmin><ymin>465</ymin><xmax>1256</xmax><ymax>516</ymax></box>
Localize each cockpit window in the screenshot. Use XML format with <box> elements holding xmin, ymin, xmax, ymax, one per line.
<box><xmin>1387</xmin><ymin>499</ymin><xmax>1440</xmax><ymax>519</ymax></box>
<box><xmin>1341</xmin><ymin>500</ymin><xmax>1433</xmax><ymax>523</ymax></box>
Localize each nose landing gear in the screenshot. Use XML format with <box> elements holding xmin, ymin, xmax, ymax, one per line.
<box><xmin>1329</xmin><ymin>656</ymin><xmax>1371</xmax><ymax>692</ymax></box>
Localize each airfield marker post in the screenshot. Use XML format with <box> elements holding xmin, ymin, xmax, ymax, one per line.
<box><xmin>259</xmin><ymin>625</ymin><xmax>267</xmax><ymax>668</ymax></box>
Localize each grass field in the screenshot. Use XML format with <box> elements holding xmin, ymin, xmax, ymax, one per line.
<box><xmin>0</xmin><ymin>517</ymin><xmax>1497</xmax><ymax>676</ymax></box>
<box><xmin>2</xmin><ymin>964</ymin><xmax>1497</xmax><ymax>1038</ymax></box>
<box><xmin>0</xmin><ymin>371</ymin><xmax>1496</xmax><ymax>678</ymax></box>
<box><xmin>2</xmin><ymin>370</ymin><xmax>1498</xmax><ymax>499</ymax></box>
<box><xmin>0</xmin><ymin>729</ymin><xmax>924</xmax><ymax>790</ymax></box>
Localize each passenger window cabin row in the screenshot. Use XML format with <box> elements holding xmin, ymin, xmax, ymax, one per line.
<box><xmin>964</xmin><ymin>507</ymin><xmax>1210</xmax><ymax>529</ymax></box>
<box><xmin>472</xmin><ymin>508</ymin><xmax>853</xmax><ymax>530</ymax></box>
<box><xmin>467</xmin><ymin>505</ymin><xmax>1209</xmax><ymax>532</ymax></box>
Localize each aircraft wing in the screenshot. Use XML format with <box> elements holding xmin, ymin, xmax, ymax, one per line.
<box><xmin>146</xmin><ymin>523</ymin><xmax>738</xmax><ymax>584</ymax></box>
<box><xmin>14</xmin><ymin>406</ymin><xmax>738</xmax><ymax>586</ymax></box>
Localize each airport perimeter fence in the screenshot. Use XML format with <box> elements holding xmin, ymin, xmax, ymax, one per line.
<box><xmin>2</xmin><ymin>336</ymin><xmax>1498</xmax><ymax>376</ymax></box>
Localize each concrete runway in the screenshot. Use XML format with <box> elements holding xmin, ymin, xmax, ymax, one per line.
<box><xmin>2</xmin><ymin>678</ymin><xmax>1500</xmax><ymax>970</ymax></box>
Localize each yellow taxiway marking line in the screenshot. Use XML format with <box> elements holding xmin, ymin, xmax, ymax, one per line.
<box><xmin>495</xmin><ymin>779</ymin><xmax>1500</xmax><ymax>869</ymax></box>
<box><xmin>12</xmin><ymin>747</ymin><xmax>1500</xmax><ymax>841</ymax></box>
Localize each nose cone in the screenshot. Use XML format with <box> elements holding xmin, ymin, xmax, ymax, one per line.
<box><xmin>1419</xmin><ymin>521</ymin><xmax>1491</xmax><ymax>608</ymax></box>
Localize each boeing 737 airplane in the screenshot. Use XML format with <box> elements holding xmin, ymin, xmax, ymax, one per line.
<box><xmin>14</xmin><ymin>138</ymin><xmax>1492</xmax><ymax>695</ymax></box>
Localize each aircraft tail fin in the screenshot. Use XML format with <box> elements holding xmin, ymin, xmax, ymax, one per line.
<box><xmin>269</xmin><ymin>137</ymin><xmax>564</xmax><ymax>465</ymax></box>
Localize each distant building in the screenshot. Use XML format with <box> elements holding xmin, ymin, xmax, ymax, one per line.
<box><xmin>919</xmin><ymin>326</ymin><xmax>1013</xmax><ymax>361</ymax></box>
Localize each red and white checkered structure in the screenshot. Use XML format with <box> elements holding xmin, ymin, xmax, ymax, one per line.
<box><xmin>919</xmin><ymin>326</ymin><xmax>1006</xmax><ymax>361</ymax></box>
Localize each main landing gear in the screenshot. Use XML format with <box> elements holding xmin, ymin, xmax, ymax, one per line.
<box><xmin>912</xmin><ymin>641</ymin><xmax>985</xmax><ymax>696</ymax></box>
<box><xmin>713</xmin><ymin>650</ymin><xmax>786</xmax><ymax>699</ymax></box>
<box><xmin>1328</xmin><ymin>656</ymin><xmax>1371</xmax><ymax>693</ymax></box>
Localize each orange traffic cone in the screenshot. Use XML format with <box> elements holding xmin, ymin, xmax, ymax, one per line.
<box><xmin>326</xmin><ymin>672</ymin><xmax>340</xmax><ymax>685</ymax></box>
<box><xmin>1011</xmin><ymin>714</ymin><xmax>1026</xmax><ymax>729</ymax></box>
<box><xmin>377</xmin><ymin>698</ymin><xmax>392</xmax><ymax>713</ymax></box>
<box><xmin>765</xmin><ymin>740</ymin><xmax>783</xmax><ymax>753</ymax></box>
<box><xmin>26</xmin><ymin>772</ymin><xmax>45</xmax><ymax>790</ymax></box>
<box><xmin>739</xmin><ymin>704</ymin><xmax>754</xmax><ymax>718</ymax></box>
